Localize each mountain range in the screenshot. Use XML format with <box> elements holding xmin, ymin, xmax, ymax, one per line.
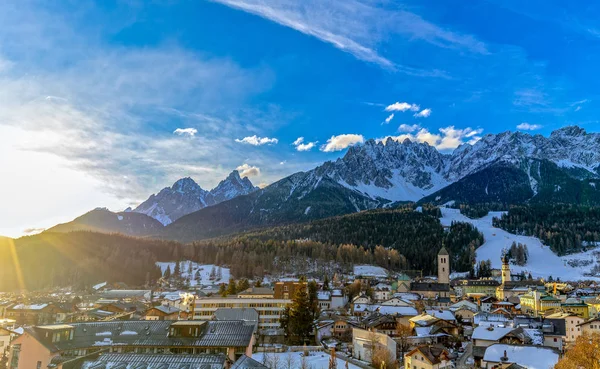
<box><xmin>45</xmin><ymin>126</ymin><xmax>600</xmax><ymax>241</ymax></box>
<box><xmin>133</xmin><ymin>170</ymin><xmax>257</xmax><ymax>225</ymax></box>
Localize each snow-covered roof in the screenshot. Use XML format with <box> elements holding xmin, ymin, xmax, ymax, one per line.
<box><xmin>425</xmin><ymin>309</ymin><xmax>456</xmax><ymax>321</ymax></box>
<box><xmin>483</xmin><ymin>344</ymin><xmax>558</xmax><ymax>369</ymax></box>
<box><xmin>93</xmin><ymin>282</ymin><xmax>107</xmax><ymax>291</ymax></box>
<box><xmin>472</xmin><ymin>326</ymin><xmax>515</xmax><ymax>341</ymax></box>
<box><xmin>318</xmin><ymin>291</ymin><xmax>331</xmax><ymax>301</ymax></box>
<box><xmin>10</xmin><ymin>303</ymin><xmax>48</xmax><ymax>310</ymax></box>
<box><xmin>377</xmin><ymin>306</ymin><xmax>418</xmax><ymax>316</ymax></box>
<box><xmin>353</xmin><ymin>265</ymin><xmax>388</xmax><ymax>278</ymax></box>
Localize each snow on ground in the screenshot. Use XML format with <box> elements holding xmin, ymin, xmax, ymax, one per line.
<box><xmin>353</xmin><ymin>265</ymin><xmax>388</xmax><ymax>278</ymax></box>
<box><xmin>440</xmin><ymin>207</ymin><xmax>600</xmax><ymax>281</ymax></box>
<box><xmin>252</xmin><ymin>351</ymin><xmax>361</xmax><ymax>369</ymax></box>
<box><xmin>155</xmin><ymin>261</ymin><xmax>230</xmax><ymax>286</ymax></box>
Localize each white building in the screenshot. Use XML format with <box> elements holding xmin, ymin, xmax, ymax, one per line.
<box><xmin>193</xmin><ymin>297</ymin><xmax>291</xmax><ymax>331</ymax></box>
<box><xmin>352</xmin><ymin>327</ymin><xmax>396</xmax><ymax>363</ymax></box>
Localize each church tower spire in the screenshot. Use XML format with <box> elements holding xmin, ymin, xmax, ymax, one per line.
<box><xmin>501</xmin><ymin>253</ymin><xmax>511</xmax><ymax>284</ymax></box>
<box><xmin>438</xmin><ymin>247</ymin><xmax>449</xmax><ymax>284</ymax></box>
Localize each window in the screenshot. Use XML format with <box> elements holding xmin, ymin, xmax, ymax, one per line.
<box><xmin>37</xmin><ymin>361</ymin><xmax>42</xmax><ymax>369</ymax></box>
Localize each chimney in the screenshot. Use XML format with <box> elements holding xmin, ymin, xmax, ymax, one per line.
<box><xmin>500</xmin><ymin>350</ymin><xmax>509</xmax><ymax>362</ymax></box>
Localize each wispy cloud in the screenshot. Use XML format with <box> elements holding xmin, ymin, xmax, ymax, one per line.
<box><xmin>235</xmin><ymin>135</ymin><xmax>279</xmax><ymax>145</ymax></box>
<box><xmin>320</xmin><ymin>134</ymin><xmax>364</xmax><ymax>152</ymax></box>
<box><xmin>414</xmin><ymin>108</ymin><xmax>432</xmax><ymax>118</ymax></box>
<box><xmin>174</xmin><ymin>128</ymin><xmax>198</xmax><ymax>137</ymax></box>
<box><xmin>210</xmin><ymin>0</ymin><xmax>486</xmax><ymax>72</ymax></box>
<box><xmin>383</xmin><ymin>113</ymin><xmax>395</xmax><ymax>124</ymax></box>
<box><xmin>385</xmin><ymin>126</ymin><xmax>483</xmax><ymax>150</ymax></box>
<box><xmin>516</xmin><ymin>122</ymin><xmax>543</xmax><ymax>131</ymax></box>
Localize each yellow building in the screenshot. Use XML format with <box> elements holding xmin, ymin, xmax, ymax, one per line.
<box><xmin>584</xmin><ymin>298</ymin><xmax>600</xmax><ymax>317</ymax></box>
<box><xmin>519</xmin><ymin>291</ymin><xmax>561</xmax><ymax>317</ymax></box>
<box><xmin>561</xmin><ymin>299</ymin><xmax>590</xmax><ymax>319</ymax></box>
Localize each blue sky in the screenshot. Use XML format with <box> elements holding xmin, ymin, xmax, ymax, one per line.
<box><xmin>1</xmin><ymin>0</ymin><xmax>599</xmax><ymax>236</ymax></box>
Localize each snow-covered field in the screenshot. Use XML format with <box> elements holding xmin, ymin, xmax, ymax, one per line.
<box><xmin>440</xmin><ymin>208</ymin><xmax>600</xmax><ymax>281</ymax></box>
<box><xmin>156</xmin><ymin>262</ymin><xmax>230</xmax><ymax>286</ymax></box>
<box><xmin>353</xmin><ymin>265</ymin><xmax>388</xmax><ymax>278</ymax></box>
<box><xmin>252</xmin><ymin>351</ymin><xmax>361</xmax><ymax>369</ymax></box>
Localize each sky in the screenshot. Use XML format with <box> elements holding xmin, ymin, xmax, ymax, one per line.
<box><xmin>1</xmin><ymin>0</ymin><xmax>600</xmax><ymax>237</ymax></box>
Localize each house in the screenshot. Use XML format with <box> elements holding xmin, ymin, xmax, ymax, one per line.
<box><xmin>425</xmin><ymin>310</ymin><xmax>456</xmax><ymax>324</ymax></box>
<box><xmin>352</xmin><ymin>327</ymin><xmax>397</xmax><ymax>363</ymax></box>
<box><xmin>373</xmin><ymin>284</ymin><xmax>393</xmax><ymax>302</ymax></box>
<box><xmin>584</xmin><ymin>297</ymin><xmax>600</xmax><ymax>317</ymax></box>
<box><xmin>330</xmin><ymin>289</ymin><xmax>347</xmax><ymax>309</ymax></box>
<box><xmin>454</xmin><ymin>279</ymin><xmax>500</xmax><ymax>298</ymax></box>
<box><xmin>6</xmin><ymin>303</ymin><xmax>68</xmax><ymax>325</ymax></box>
<box><xmin>545</xmin><ymin>312</ymin><xmax>584</xmax><ymax>344</ymax></box>
<box><xmin>381</xmin><ymin>297</ymin><xmax>413</xmax><ymax>307</ymax></box>
<box><xmin>409</xmin><ymin>314</ymin><xmax>460</xmax><ymax>344</ymax></box>
<box><xmin>143</xmin><ymin>305</ymin><xmax>180</xmax><ymax>320</ymax></box>
<box><xmin>479</xmin><ymin>296</ymin><xmax>498</xmax><ymax>313</ymax></box>
<box><xmin>361</xmin><ymin>314</ymin><xmax>398</xmax><ymax>337</ymax></box>
<box><xmin>453</xmin><ymin>307</ymin><xmax>476</xmax><ymax>324</ymax></box>
<box><xmin>7</xmin><ymin>320</ymin><xmax>255</xmax><ymax>369</ymax></box>
<box><xmin>0</xmin><ymin>327</ymin><xmax>13</xmax><ymax>355</ymax></box>
<box><xmin>481</xmin><ymin>344</ymin><xmax>559</xmax><ymax>369</ymax></box>
<box><xmin>404</xmin><ymin>345</ymin><xmax>453</xmax><ymax>369</ymax></box>
<box><xmin>472</xmin><ymin>326</ymin><xmax>530</xmax><ymax>364</ymax></box>
<box><xmin>577</xmin><ymin>317</ymin><xmax>600</xmax><ymax>336</ymax></box>
<box><xmin>315</xmin><ymin>317</ymin><xmax>359</xmax><ymax>342</ymax></box>
<box><xmin>317</xmin><ymin>291</ymin><xmax>332</xmax><ymax>310</ymax></box>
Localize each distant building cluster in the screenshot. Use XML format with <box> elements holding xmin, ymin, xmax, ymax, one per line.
<box><xmin>2</xmin><ymin>250</ymin><xmax>600</xmax><ymax>368</ymax></box>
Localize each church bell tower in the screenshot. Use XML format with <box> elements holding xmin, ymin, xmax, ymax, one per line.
<box><xmin>438</xmin><ymin>247</ymin><xmax>449</xmax><ymax>284</ymax></box>
<box><xmin>501</xmin><ymin>253</ymin><xmax>511</xmax><ymax>284</ymax></box>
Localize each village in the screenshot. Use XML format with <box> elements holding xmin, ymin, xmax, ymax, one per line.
<box><xmin>1</xmin><ymin>248</ymin><xmax>598</xmax><ymax>369</ymax></box>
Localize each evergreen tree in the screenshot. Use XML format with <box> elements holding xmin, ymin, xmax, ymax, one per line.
<box><xmin>226</xmin><ymin>278</ymin><xmax>237</xmax><ymax>295</ymax></box>
<box><xmin>237</xmin><ymin>279</ymin><xmax>250</xmax><ymax>292</ymax></box>
<box><xmin>209</xmin><ymin>266</ymin><xmax>216</xmax><ymax>280</ymax></box>
<box><xmin>219</xmin><ymin>283</ymin><xmax>227</xmax><ymax>297</ymax></box>
<box><xmin>288</xmin><ymin>285</ymin><xmax>313</xmax><ymax>344</ymax></box>
<box><xmin>174</xmin><ymin>261</ymin><xmax>181</xmax><ymax>277</ymax></box>
<box><xmin>163</xmin><ymin>266</ymin><xmax>172</xmax><ymax>279</ymax></box>
<box><xmin>307</xmin><ymin>280</ymin><xmax>319</xmax><ymax>319</ymax></box>
<box><xmin>254</xmin><ymin>279</ymin><xmax>262</xmax><ymax>287</ymax></box>
<box><xmin>323</xmin><ymin>275</ymin><xmax>330</xmax><ymax>291</ymax></box>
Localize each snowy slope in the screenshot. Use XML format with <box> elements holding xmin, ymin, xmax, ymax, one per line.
<box><xmin>440</xmin><ymin>207</ymin><xmax>600</xmax><ymax>281</ymax></box>
<box><xmin>155</xmin><ymin>261</ymin><xmax>230</xmax><ymax>286</ymax></box>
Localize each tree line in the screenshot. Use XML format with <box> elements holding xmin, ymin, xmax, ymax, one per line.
<box><xmin>493</xmin><ymin>204</ymin><xmax>600</xmax><ymax>255</ymax></box>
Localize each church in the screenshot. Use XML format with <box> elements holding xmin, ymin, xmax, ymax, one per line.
<box><xmin>410</xmin><ymin>247</ymin><xmax>452</xmax><ymax>305</ymax></box>
<box><xmin>495</xmin><ymin>253</ymin><xmax>544</xmax><ymax>299</ymax></box>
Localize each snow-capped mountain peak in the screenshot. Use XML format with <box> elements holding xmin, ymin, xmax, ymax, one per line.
<box><xmin>133</xmin><ymin>170</ymin><xmax>258</xmax><ymax>225</ymax></box>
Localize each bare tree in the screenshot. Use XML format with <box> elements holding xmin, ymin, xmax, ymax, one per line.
<box><xmin>284</xmin><ymin>352</ymin><xmax>296</xmax><ymax>369</ymax></box>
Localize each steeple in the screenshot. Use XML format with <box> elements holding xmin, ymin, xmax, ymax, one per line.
<box><xmin>438</xmin><ymin>247</ymin><xmax>449</xmax><ymax>284</ymax></box>
<box><xmin>501</xmin><ymin>253</ymin><xmax>511</xmax><ymax>285</ymax></box>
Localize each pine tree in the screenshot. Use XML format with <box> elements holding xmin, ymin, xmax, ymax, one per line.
<box><xmin>323</xmin><ymin>275</ymin><xmax>330</xmax><ymax>291</ymax></box>
<box><xmin>219</xmin><ymin>283</ymin><xmax>227</xmax><ymax>297</ymax></box>
<box><xmin>163</xmin><ymin>266</ymin><xmax>172</xmax><ymax>279</ymax></box>
<box><xmin>289</xmin><ymin>285</ymin><xmax>313</xmax><ymax>344</ymax></box>
<box><xmin>209</xmin><ymin>266</ymin><xmax>216</xmax><ymax>280</ymax></box>
<box><xmin>226</xmin><ymin>278</ymin><xmax>237</xmax><ymax>295</ymax></box>
<box><xmin>308</xmin><ymin>280</ymin><xmax>319</xmax><ymax>319</ymax></box>
<box><xmin>237</xmin><ymin>279</ymin><xmax>250</xmax><ymax>292</ymax></box>
<box><xmin>174</xmin><ymin>261</ymin><xmax>181</xmax><ymax>277</ymax></box>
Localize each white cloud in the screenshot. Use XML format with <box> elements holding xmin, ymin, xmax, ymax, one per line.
<box><xmin>383</xmin><ymin>113</ymin><xmax>395</xmax><ymax>124</ymax></box>
<box><xmin>173</xmin><ymin>128</ymin><xmax>198</xmax><ymax>137</ymax></box>
<box><xmin>414</xmin><ymin>108</ymin><xmax>432</xmax><ymax>118</ymax></box>
<box><xmin>398</xmin><ymin>124</ymin><xmax>420</xmax><ymax>133</ymax></box>
<box><xmin>320</xmin><ymin>134</ymin><xmax>365</xmax><ymax>152</ymax></box>
<box><xmin>210</xmin><ymin>0</ymin><xmax>486</xmax><ymax>72</ymax></box>
<box><xmin>293</xmin><ymin>136</ymin><xmax>317</xmax><ymax>151</ymax></box>
<box><xmin>385</xmin><ymin>126</ymin><xmax>483</xmax><ymax>150</ymax></box>
<box><xmin>516</xmin><ymin>122</ymin><xmax>542</xmax><ymax>131</ymax></box>
<box><xmin>235</xmin><ymin>135</ymin><xmax>279</xmax><ymax>145</ymax></box>
<box><xmin>385</xmin><ymin>102</ymin><xmax>420</xmax><ymax>112</ymax></box>
<box><xmin>236</xmin><ymin>163</ymin><xmax>261</xmax><ymax>177</ymax></box>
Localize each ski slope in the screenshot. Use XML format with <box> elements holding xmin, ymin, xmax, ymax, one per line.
<box><xmin>440</xmin><ymin>208</ymin><xmax>600</xmax><ymax>281</ymax></box>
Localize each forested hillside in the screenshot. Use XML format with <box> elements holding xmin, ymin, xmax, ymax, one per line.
<box><xmin>238</xmin><ymin>207</ymin><xmax>483</xmax><ymax>274</ymax></box>
<box><xmin>493</xmin><ymin>204</ymin><xmax>600</xmax><ymax>255</ymax></box>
